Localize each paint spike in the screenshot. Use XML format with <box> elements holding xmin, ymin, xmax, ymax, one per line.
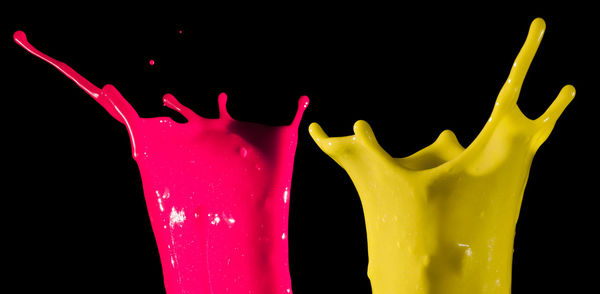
<box><xmin>308</xmin><ymin>122</ymin><xmax>329</xmax><ymax>142</ymax></box>
<box><xmin>218</xmin><ymin>92</ymin><xmax>232</xmax><ymax>120</ymax></box>
<box><xmin>437</xmin><ymin>129</ymin><xmax>459</xmax><ymax>144</ymax></box>
<box><xmin>13</xmin><ymin>31</ymin><xmax>103</xmax><ymax>99</ymax></box>
<box><xmin>308</xmin><ymin>122</ymin><xmax>355</xmax><ymax>157</ymax></box>
<box><xmin>163</xmin><ymin>93</ymin><xmax>199</xmax><ymax>122</ymax></box>
<box><xmin>394</xmin><ymin>129</ymin><xmax>465</xmax><ymax>171</ymax></box>
<box><xmin>530</xmin><ymin>84</ymin><xmax>576</xmax><ymax>150</ymax></box>
<box><xmin>13</xmin><ymin>31</ymin><xmax>136</xmax><ymax>125</ymax></box>
<box><xmin>102</xmin><ymin>85</ymin><xmax>140</xmax><ymax>122</ymax></box>
<box><xmin>497</xmin><ymin>17</ymin><xmax>546</xmax><ymax>108</ymax></box>
<box><xmin>291</xmin><ymin>96</ymin><xmax>310</xmax><ymax>127</ymax></box>
<box><xmin>536</xmin><ymin>84</ymin><xmax>576</xmax><ymax>125</ymax></box>
<box><xmin>101</xmin><ymin>84</ymin><xmax>141</xmax><ymax>158</ymax></box>
<box><xmin>353</xmin><ymin>120</ymin><xmax>375</xmax><ymax>141</ymax></box>
<box><xmin>352</xmin><ymin>120</ymin><xmax>396</xmax><ymax>163</ymax></box>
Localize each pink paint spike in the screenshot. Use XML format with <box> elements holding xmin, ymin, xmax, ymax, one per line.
<box><xmin>292</xmin><ymin>96</ymin><xmax>310</xmax><ymax>127</ymax></box>
<box><xmin>163</xmin><ymin>93</ymin><xmax>200</xmax><ymax>122</ymax></box>
<box><xmin>15</xmin><ymin>31</ymin><xmax>308</xmax><ymax>294</ymax></box>
<box><xmin>218</xmin><ymin>92</ymin><xmax>232</xmax><ymax>120</ymax></box>
<box><xmin>13</xmin><ymin>31</ymin><xmax>136</xmax><ymax>126</ymax></box>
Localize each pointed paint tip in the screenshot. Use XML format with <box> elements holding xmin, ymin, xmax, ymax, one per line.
<box><xmin>534</xmin><ymin>84</ymin><xmax>576</xmax><ymax>126</ymax></box>
<box><xmin>353</xmin><ymin>120</ymin><xmax>376</xmax><ymax>142</ymax></box>
<box><xmin>217</xmin><ymin>92</ymin><xmax>231</xmax><ymax>119</ymax></box>
<box><xmin>163</xmin><ymin>93</ymin><xmax>175</xmax><ymax>105</ymax></box>
<box><xmin>162</xmin><ymin>93</ymin><xmax>200</xmax><ymax>121</ymax></box>
<box><xmin>308</xmin><ymin>122</ymin><xmax>329</xmax><ymax>140</ymax></box>
<box><xmin>437</xmin><ymin>129</ymin><xmax>461</xmax><ymax>146</ymax></box>
<box><xmin>218</xmin><ymin>92</ymin><xmax>228</xmax><ymax>105</ymax></box>
<box><xmin>554</xmin><ymin>84</ymin><xmax>576</xmax><ymax>109</ymax></box>
<box><xmin>14</xmin><ymin>30</ymin><xmax>27</xmax><ymax>43</ymax></box>
<box><xmin>439</xmin><ymin>129</ymin><xmax>455</xmax><ymax>139</ymax></box>
<box><xmin>565</xmin><ymin>84</ymin><xmax>576</xmax><ymax>98</ymax></box>
<box><xmin>530</xmin><ymin>17</ymin><xmax>546</xmax><ymax>38</ymax></box>
<box><xmin>353</xmin><ymin>120</ymin><xmax>370</xmax><ymax>133</ymax></box>
<box><xmin>291</xmin><ymin>96</ymin><xmax>310</xmax><ymax>126</ymax></box>
<box><xmin>532</xmin><ymin>17</ymin><xmax>546</xmax><ymax>28</ymax></box>
<box><xmin>298</xmin><ymin>96</ymin><xmax>310</xmax><ymax>109</ymax></box>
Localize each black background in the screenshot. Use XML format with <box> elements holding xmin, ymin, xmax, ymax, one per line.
<box><xmin>4</xmin><ymin>3</ymin><xmax>597</xmax><ymax>293</ymax></box>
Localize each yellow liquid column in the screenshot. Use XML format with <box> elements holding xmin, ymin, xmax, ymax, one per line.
<box><xmin>309</xmin><ymin>18</ymin><xmax>574</xmax><ymax>294</ymax></box>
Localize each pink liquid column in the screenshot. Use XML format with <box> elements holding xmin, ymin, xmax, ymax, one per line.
<box><xmin>14</xmin><ymin>31</ymin><xmax>308</xmax><ymax>294</ymax></box>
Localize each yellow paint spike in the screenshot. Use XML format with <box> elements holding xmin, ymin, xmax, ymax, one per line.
<box><xmin>309</xmin><ymin>18</ymin><xmax>574</xmax><ymax>294</ymax></box>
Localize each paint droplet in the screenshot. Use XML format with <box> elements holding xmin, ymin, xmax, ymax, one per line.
<box><xmin>149</xmin><ymin>59</ymin><xmax>155</xmax><ymax>66</ymax></box>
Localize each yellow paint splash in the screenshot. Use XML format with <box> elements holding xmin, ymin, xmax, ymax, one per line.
<box><xmin>309</xmin><ymin>18</ymin><xmax>574</xmax><ymax>294</ymax></box>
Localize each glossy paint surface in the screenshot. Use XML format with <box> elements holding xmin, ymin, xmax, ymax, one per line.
<box><xmin>15</xmin><ymin>31</ymin><xmax>308</xmax><ymax>294</ymax></box>
<box><xmin>309</xmin><ymin>18</ymin><xmax>574</xmax><ymax>294</ymax></box>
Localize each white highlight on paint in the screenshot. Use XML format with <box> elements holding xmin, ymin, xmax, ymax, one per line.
<box><xmin>458</xmin><ymin>243</ymin><xmax>473</xmax><ymax>257</ymax></box>
<box><xmin>209</xmin><ymin>212</ymin><xmax>236</xmax><ymax>227</ymax></box>
<box><xmin>209</xmin><ymin>213</ymin><xmax>221</xmax><ymax>225</ymax></box>
<box><xmin>169</xmin><ymin>207</ymin><xmax>186</xmax><ymax>228</ymax></box>
<box><xmin>156</xmin><ymin>188</ymin><xmax>171</xmax><ymax>212</ymax></box>
<box><xmin>283</xmin><ymin>188</ymin><xmax>289</xmax><ymax>204</ymax></box>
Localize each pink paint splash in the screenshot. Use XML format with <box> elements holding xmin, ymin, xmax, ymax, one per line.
<box><xmin>149</xmin><ymin>59</ymin><xmax>156</xmax><ymax>66</ymax></box>
<box><xmin>14</xmin><ymin>31</ymin><xmax>308</xmax><ymax>294</ymax></box>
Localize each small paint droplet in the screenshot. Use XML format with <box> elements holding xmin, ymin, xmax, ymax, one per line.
<box><xmin>178</xmin><ymin>30</ymin><xmax>183</xmax><ymax>34</ymax></box>
<box><xmin>149</xmin><ymin>59</ymin><xmax>155</xmax><ymax>66</ymax></box>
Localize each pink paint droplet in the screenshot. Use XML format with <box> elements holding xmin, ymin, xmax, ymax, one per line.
<box><xmin>149</xmin><ymin>59</ymin><xmax>155</xmax><ymax>66</ymax></box>
<box><xmin>178</xmin><ymin>30</ymin><xmax>183</xmax><ymax>34</ymax></box>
